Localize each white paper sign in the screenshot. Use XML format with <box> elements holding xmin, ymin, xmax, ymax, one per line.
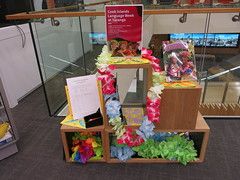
<box><xmin>66</xmin><ymin>74</ymin><xmax>100</xmax><ymax>120</ymax></box>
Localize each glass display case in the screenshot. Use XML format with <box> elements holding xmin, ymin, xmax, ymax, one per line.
<box><xmin>0</xmin><ymin>78</ymin><xmax>18</xmax><ymax>160</ymax></box>
<box><xmin>5</xmin><ymin>1</ymin><xmax>240</xmax><ymax>117</ymax></box>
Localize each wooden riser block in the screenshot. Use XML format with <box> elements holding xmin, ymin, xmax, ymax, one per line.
<box><xmin>105</xmin><ymin>113</ymin><xmax>210</xmax><ymax>164</ymax></box>
<box><xmin>157</xmin><ymin>86</ymin><xmax>202</xmax><ymax>129</ymax></box>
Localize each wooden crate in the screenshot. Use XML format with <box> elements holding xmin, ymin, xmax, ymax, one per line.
<box><xmin>156</xmin><ymin>85</ymin><xmax>202</xmax><ymax>129</ymax></box>
<box><xmin>60</xmin><ymin>125</ymin><xmax>106</xmax><ymax>163</ymax></box>
<box><xmin>99</xmin><ymin>63</ymin><xmax>153</xmax><ymax>127</ymax></box>
<box><xmin>105</xmin><ymin>112</ymin><xmax>210</xmax><ymax>163</ymax></box>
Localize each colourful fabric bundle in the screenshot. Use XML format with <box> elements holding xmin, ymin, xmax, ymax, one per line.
<box><xmin>117</xmin><ymin>128</ymin><xmax>144</xmax><ymax>147</ymax></box>
<box><xmin>71</xmin><ymin>133</ymin><xmax>103</xmax><ymax>163</ymax></box>
<box><xmin>105</xmin><ymin>93</ymin><xmax>121</xmax><ymax>119</ymax></box>
<box><xmin>98</xmin><ymin>65</ymin><xmax>116</xmax><ymax>95</ymax></box>
<box><xmin>146</xmin><ymin>97</ymin><xmax>161</xmax><ymax>123</ymax></box>
<box><xmin>142</xmin><ymin>48</ymin><xmax>162</xmax><ymax>72</ymax></box>
<box><xmin>109</xmin><ymin>116</ymin><xmax>126</xmax><ymax>139</ymax></box>
<box><xmin>151</xmin><ymin>132</ymin><xmax>175</xmax><ymax>142</ymax></box>
<box><xmin>110</xmin><ymin>145</ymin><xmax>135</xmax><ymax>161</ymax></box>
<box><xmin>136</xmin><ymin>116</ymin><xmax>155</xmax><ymax>141</ymax></box>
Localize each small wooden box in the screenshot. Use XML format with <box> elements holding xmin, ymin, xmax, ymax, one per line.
<box><xmin>105</xmin><ymin>112</ymin><xmax>210</xmax><ymax>163</ymax></box>
<box><xmin>61</xmin><ymin>125</ymin><xmax>106</xmax><ymax>163</ymax></box>
<box><xmin>156</xmin><ymin>85</ymin><xmax>202</xmax><ymax>129</ymax></box>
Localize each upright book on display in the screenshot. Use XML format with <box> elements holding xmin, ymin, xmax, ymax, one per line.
<box><xmin>105</xmin><ymin>5</ymin><xmax>143</xmax><ymax>57</ymax></box>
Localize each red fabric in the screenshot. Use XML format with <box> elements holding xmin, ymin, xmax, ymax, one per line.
<box><xmin>98</xmin><ymin>67</ymin><xmax>116</xmax><ymax>95</ymax></box>
<box><xmin>142</xmin><ymin>48</ymin><xmax>162</xmax><ymax>72</ymax></box>
<box><xmin>117</xmin><ymin>128</ymin><xmax>144</xmax><ymax>147</ymax></box>
<box><xmin>146</xmin><ymin>97</ymin><xmax>161</xmax><ymax>123</ymax></box>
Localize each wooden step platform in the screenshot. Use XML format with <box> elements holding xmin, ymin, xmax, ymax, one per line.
<box><xmin>61</xmin><ymin>112</ymin><xmax>209</xmax><ymax>164</ymax></box>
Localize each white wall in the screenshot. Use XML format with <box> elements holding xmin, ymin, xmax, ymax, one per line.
<box><xmin>0</xmin><ymin>24</ymin><xmax>41</xmax><ymax>107</ymax></box>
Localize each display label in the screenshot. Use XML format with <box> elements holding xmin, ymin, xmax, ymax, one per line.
<box><xmin>105</xmin><ymin>5</ymin><xmax>143</xmax><ymax>57</ymax></box>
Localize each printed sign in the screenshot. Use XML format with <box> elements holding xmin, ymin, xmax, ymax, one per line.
<box><xmin>105</xmin><ymin>5</ymin><xmax>143</xmax><ymax>57</ymax></box>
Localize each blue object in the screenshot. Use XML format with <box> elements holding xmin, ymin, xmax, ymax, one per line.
<box><xmin>151</xmin><ymin>132</ymin><xmax>175</xmax><ymax>142</ymax></box>
<box><xmin>136</xmin><ymin>116</ymin><xmax>155</xmax><ymax>141</ymax></box>
<box><xmin>104</xmin><ymin>93</ymin><xmax>121</xmax><ymax>119</ymax></box>
<box><xmin>111</xmin><ymin>146</ymin><xmax>135</xmax><ymax>161</ymax></box>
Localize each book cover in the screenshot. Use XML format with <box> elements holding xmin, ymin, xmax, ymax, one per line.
<box><xmin>105</xmin><ymin>5</ymin><xmax>143</xmax><ymax>57</ymax></box>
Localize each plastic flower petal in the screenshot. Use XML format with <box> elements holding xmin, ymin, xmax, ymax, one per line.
<box><xmin>136</xmin><ymin>116</ymin><xmax>155</xmax><ymax>141</ymax></box>
<box><xmin>110</xmin><ymin>146</ymin><xmax>135</xmax><ymax>161</ymax></box>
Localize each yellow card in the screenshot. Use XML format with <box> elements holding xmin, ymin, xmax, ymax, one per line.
<box><xmin>108</xmin><ymin>57</ymin><xmax>149</xmax><ymax>64</ymax></box>
<box><xmin>65</xmin><ymin>86</ymin><xmax>72</xmax><ymax>116</ymax></box>
<box><xmin>60</xmin><ymin>115</ymin><xmax>86</xmax><ymax>129</ymax></box>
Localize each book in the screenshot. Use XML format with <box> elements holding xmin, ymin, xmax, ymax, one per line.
<box><xmin>0</xmin><ymin>131</ymin><xmax>13</xmax><ymax>146</ymax></box>
<box><xmin>105</xmin><ymin>5</ymin><xmax>143</xmax><ymax>57</ymax></box>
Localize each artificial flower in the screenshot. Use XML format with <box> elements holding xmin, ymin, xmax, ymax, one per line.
<box><xmin>136</xmin><ymin>116</ymin><xmax>155</xmax><ymax>141</ymax></box>
<box><xmin>110</xmin><ymin>145</ymin><xmax>135</xmax><ymax>161</ymax></box>
<box><xmin>159</xmin><ymin>135</ymin><xmax>197</xmax><ymax>165</ymax></box>
<box><xmin>96</xmin><ymin>46</ymin><xmax>112</xmax><ymax>68</ymax></box>
<box><xmin>117</xmin><ymin>128</ymin><xmax>144</xmax><ymax>147</ymax></box>
<box><xmin>109</xmin><ymin>116</ymin><xmax>126</xmax><ymax>139</ymax></box>
<box><xmin>147</xmin><ymin>85</ymin><xmax>165</xmax><ymax>99</ymax></box>
<box><xmin>151</xmin><ymin>132</ymin><xmax>174</xmax><ymax>142</ymax></box>
<box><xmin>104</xmin><ymin>93</ymin><xmax>121</xmax><ymax>118</ymax></box>
<box><xmin>152</xmin><ymin>72</ymin><xmax>166</xmax><ymax>85</ymax></box>
<box><xmin>132</xmin><ymin>139</ymin><xmax>161</xmax><ymax>158</ymax></box>
<box><xmin>105</xmin><ymin>98</ymin><xmax>121</xmax><ymax>118</ymax></box>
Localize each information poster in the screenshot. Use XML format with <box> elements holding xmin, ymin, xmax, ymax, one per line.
<box><xmin>105</xmin><ymin>5</ymin><xmax>143</xmax><ymax>57</ymax></box>
<box><xmin>66</xmin><ymin>74</ymin><xmax>100</xmax><ymax>120</ymax></box>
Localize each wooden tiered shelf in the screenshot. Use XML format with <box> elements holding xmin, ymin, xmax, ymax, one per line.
<box><xmin>60</xmin><ymin>61</ymin><xmax>210</xmax><ymax>164</ymax></box>
<box><xmin>61</xmin><ymin>112</ymin><xmax>210</xmax><ymax>163</ymax></box>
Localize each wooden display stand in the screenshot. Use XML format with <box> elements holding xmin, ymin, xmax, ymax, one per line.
<box><xmin>157</xmin><ymin>85</ymin><xmax>202</xmax><ymax>129</ymax></box>
<box><xmin>60</xmin><ymin>62</ymin><xmax>210</xmax><ymax>164</ymax></box>
<box><xmin>105</xmin><ymin>113</ymin><xmax>209</xmax><ymax>163</ymax></box>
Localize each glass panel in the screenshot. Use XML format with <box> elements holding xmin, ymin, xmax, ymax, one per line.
<box><xmin>33</xmin><ymin>17</ymin><xmax>86</xmax><ymax>115</ymax></box>
<box><xmin>201</xmin><ymin>13</ymin><xmax>240</xmax><ymax>105</ymax></box>
<box><xmin>80</xmin><ymin>16</ymin><xmax>105</xmax><ymax>74</ymax></box>
<box><xmin>114</xmin><ymin>68</ymin><xmax>147</xmax><ymax>125</ymax></box>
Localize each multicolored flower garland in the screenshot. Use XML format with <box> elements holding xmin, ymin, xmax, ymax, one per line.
<box><xmin>96</xmin><ymin>45</ymin><xmax>164</xmax><ymax>147</ymax></box>
<box><xmin>95</xmin><ymin>46</ymin><xmax>197</xmax><ymax>165</ymax></box>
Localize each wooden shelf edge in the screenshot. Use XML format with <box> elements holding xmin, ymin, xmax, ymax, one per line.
<box><xmin>61</xmin><ymin>125</ymin><xmax>104</xmax><ymax>132</ymax></box>
<box><xmin>66</xmin><ymin>158</ymin><xmax>106</xmax><ymax>163</ymax></box>
<box><xmin>107</xmin><ymin>158</ymin><xmax>202</xmax><ymax>163</ymax></box>
<box><xmin>6</xmin><ymin>7</ymin><xmax>240</xmax><ymax>20</ymax></box>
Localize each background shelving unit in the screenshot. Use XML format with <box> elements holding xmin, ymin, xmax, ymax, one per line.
<box><xmin>0</xmin><ymin>78</ymin><xmax>18</xmax><ymax>160</ymax></box>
